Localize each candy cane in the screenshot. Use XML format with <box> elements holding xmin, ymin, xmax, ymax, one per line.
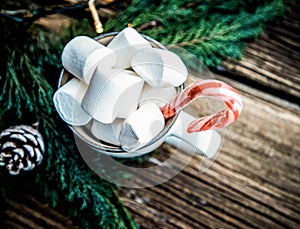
<box><xmin>160</xmin><ymin>80</ymin><xmax>243</xmax><ymax>133</ymax></box>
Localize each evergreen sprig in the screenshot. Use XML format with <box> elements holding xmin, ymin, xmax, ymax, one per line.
<box><xmin>0</xmin><ymin>19</ymin><xmax>137</xmax><ymax>229</ymax></box>
<box><xmin>105</xmin><ymin>0</ymin><xmax>286</xmax><ymax>66</ymax></box>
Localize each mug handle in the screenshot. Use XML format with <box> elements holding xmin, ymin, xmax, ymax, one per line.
<box><xmin>165</xmin><ymin>111</ymin><xmax>222</xmax><ymax>158</ymax></box>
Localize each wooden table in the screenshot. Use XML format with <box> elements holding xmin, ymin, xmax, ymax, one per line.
<box><xmin>1</xmin><ymin>1</ymin><xmax>299</xmax><ymax>228</ymax></box>
<box><xmin>117</xmin><ymin>2</ymin><xmax>300</xmax><ymax>228</ymax></box>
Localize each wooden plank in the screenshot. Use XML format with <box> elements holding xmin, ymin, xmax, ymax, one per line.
<box><xmin>0</xmin><ymin>196</ymin><xmax>76</xmax><ymax>229</ymax></box>
<box><xmin>119</xmin><ymin>78</ymin><xmax>300</xmax><ymax>228</ymax></box>
<box><xmin>220</xmin><ymin>2</ymin><xmax>300</xmax><ymax>104</ymax></box>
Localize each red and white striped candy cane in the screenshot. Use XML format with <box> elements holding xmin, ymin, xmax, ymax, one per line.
<box><xmin>160</xmin><ymin>80</ymin><xmax>243</xmax><ymax>133</ymax></box>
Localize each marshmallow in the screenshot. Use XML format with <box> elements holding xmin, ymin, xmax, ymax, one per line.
<box><xmin>53</xmin><ymin>78</ymin><xmax>91</xmax><ymax>126</ymax></box>
<box><xmin>119</xmin><ymin>102</ymin><xmax>165</xmax><ymax>152</ymax></box>
<box><xmin>91</xmin><ymin>118</ymin><xmax>124</xmax><ymax>145</ymax></box>
<box><xmin>139</xmin><ymin>83</ymin><xmax>177</xmax><ymax>106</ymax></box>
<box><xmin>62</xmin><ymin>36</ymin><xmax>116</xmax><ymax>83</ymax></box>
<box><xmin>131</xmin><ymin>48</ymin><xmax>188</xmax><ymax>88</ymax></box>
<box><xmin>82</xmin><ymin>70</ymin><xmax>144</xmax><ymax>124</ymax></box>
<box><xmin>83</xmin><ymin>67</ymin><xmax>123</xmax><ymax>111</ymax></box>
<box><xmin>107</xmin><ymin>27</ymin><xmax>152</xmax><ymax>69</ymax></box>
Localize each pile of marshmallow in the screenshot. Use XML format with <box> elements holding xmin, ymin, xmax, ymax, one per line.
<box><xmin>53</xmin><ymin>27</ymin><xmax>188</xmax><ymax>152</ymax></box>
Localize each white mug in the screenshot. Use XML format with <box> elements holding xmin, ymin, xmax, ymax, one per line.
<box><xmin>58</xmin><ymin>32</ymin><xmax>222</xmax><ymax>158</ymax></box>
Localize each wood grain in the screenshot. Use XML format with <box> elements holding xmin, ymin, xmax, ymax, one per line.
<box><xmin>0</xmin><ymin>196</ymin><xmax>75</xmax><ymax>229</ymax></box>
<box><xmin>118</xmin><ymin>79</ymin><xmax>300</xmax><ymax>228</ymax></box>
<box><xmin>220</xmin><ymin>2</ymin><xmax>300</xmax><ymax>104</ymax></box>
<box><xmin>118</xmin><ymin>1</ymin><xmax>300</xmax><ymax>228</ymax></box>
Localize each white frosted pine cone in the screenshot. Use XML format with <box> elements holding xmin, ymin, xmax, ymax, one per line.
<box><xmin>0</xmin><ymin>124</ymin><xmax>45</xmax><ymax>175</ymax></box>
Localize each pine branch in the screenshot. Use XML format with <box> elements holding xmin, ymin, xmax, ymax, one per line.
<box><xmin>105</xmin><ymin>0</ymin><xmax>286</xmax><ymax>67</ymax></box>
<box><xmin>0</xmin><ymin>21</ymin><xmax>137</xmax><ymax>229</ymax></box>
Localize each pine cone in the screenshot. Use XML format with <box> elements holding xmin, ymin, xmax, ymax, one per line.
<box><xmin>0</xmin><ymin>125</ymin><xmax>45</xmax><ymax>175</ymax></box>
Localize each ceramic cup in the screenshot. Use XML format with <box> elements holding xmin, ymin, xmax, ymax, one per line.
<box><xmin>58</xmin><ymin>32</ymin><xmax>222</xmax><ymax>158</ymax></box>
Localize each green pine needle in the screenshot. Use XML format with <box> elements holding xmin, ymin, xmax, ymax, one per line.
<box><xmin>106</xmin><ymin>0</ymin><xmax>286</xmax><ymax>66</ymax></box>
<box><xmin>0</xmin><ymin>20</ymin><xmax>137</xmax><ymax>229</ymax></box>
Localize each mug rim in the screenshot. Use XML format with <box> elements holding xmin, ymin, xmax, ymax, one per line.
<box><xmin>58</xmin><ymin>31</ymin><xmax>184</xmax><ymax>156</ymax></box>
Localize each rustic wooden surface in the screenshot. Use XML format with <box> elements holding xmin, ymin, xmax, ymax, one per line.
<box><xmin>118</xmin><ymin>76</ymin><xmax>300</xmax><ymax>228</ymax></box>
<box><xmin>1</xmin><ymin>1</ymin><xmax>300</xmax><ymax>228</ymax></box>
<box><xmin>221</xmin><ymin>4</ymin><xmax>300</xmax><ymax>103</ymax></box>
<box><xmin>0</xmin><ymin>195</ymin><xmax>75</xmax><ymax>229</ymax></box>
<box><xmin>117</xmin><ymin>2</ymin><xmax>300</xmax><ymax>228</ymax></box>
